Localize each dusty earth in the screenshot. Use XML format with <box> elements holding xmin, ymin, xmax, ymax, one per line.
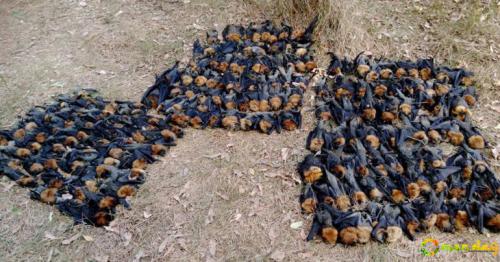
<box><xmin>0</xmin><ymin>0</ymin><xmax>499</xmax><ymax>261</ymax></box>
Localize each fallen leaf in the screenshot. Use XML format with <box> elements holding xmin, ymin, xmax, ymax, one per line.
<box><xmin>44</xmin><ymin>232</ymin><xmax>57</xmax><ymax>240</ymax></box>
<box><xmin>234</xmin><ymin>213</ymin><xmax>242</xmax><ymax>221</ymax></box>
<box><xmin>493</xmin><ymin>145</ymin><xmax>500</xmax><ymax>160</ymax></box>
<box><xmin>122</xmin><ymin>232</ymin><xmax>132</xmax><ymax>246</ymax></box>
<box><xmin>158</xmin><ymin>238</ymin><xmax>169</xmax><ymax>253</ymax></box>
<box><xmin>133</xmin><ymin>250</ymin><xmax>145</xmax><ymax>262</ymax></box>
<box><xmin>62</xmin><ymin>233</ymin><xmax>81</xmax><ymax>245</ymax></box>
<box><xmin>208</xmin><ymin>239</ymin><xmax>216</xmax><ymax>257</ymax></box>
<box><xmin>205</xmin><ymin>207</ymin><xmax>214</xmax><ymax>225</ymax></box>
<box><xmin>216</xmin><ymin>192</ymin><xmax>229</xmax><ymax>200</ymax></box>
<box><xmin>290</xmin><ymin>221</ymin><xmax>303</xmax><ymax>229</ymax></box>
<box><xmin>248</xmin><ymin>168</ymin><xmax>255</xmax><ymax>176</ymax></box>
<box><xmin>490</xmin><ymin>101</ymin><xmax>500</xmax><ymax>113</ymax></box>
<box><xmin>177</xmin><ymin>238</ymin><xmax>188</xmax><ymax>250</ymax></box>
<box><xmin>143</xmin><ymin>211</ymin><xmax>152</xmax><ymax>219</ymax></box>
<box><xmin>270</xmin><ymin>250</ymin><xmax>285</xmax><ymax>261</ymax></box>
<box><xmin>495</xmin><ymin>124</ymin><xmax>500</xmax><ymax>129</ymax></box>
<box><xmin>281</xmin><ymin>148</ymin><xmax>289</xmax><ymax>162</ymax></box>
<box><xmin>83</xmin><ymin>235</ymin><xmax>94</xmax><ymax>242</ymax></box>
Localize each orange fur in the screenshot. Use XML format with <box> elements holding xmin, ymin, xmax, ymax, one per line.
<box><xmin>94</xmin><ymin>211</ymin><xmax>110</xmax><ymax>226</ymax></box>
<box><xmin>301</xmin><ymin>198</ymin><xmax>316</xmax><ymax>214</ymax></box>
<box><xmin>117</xmin><ymin>185</ymin><xmax>136</xmax><ymax>198</ymax></box>
<box><xmin>133</xmin><ymin>159</ymin><xmax>148</xmax><ymax>169</ymax></box>
<box><xmin>385</xmin><ymin>226</ymin><xmax>403</xmax><ymax>243</ymax></box>
<box><xmin>486</xmin><ymin>214</ymin><xmax>500</xmax><ymax>231</ymax></box>
<box><xmin>17</xmin><ymin>175</ymin><xmax>34</xmax><ymax>187</ymax></box>
<box><xmin>30</xmin><ymin>163</ymin><xmax>44</xmax><ymax>173</ymax></box>
<box><xmin>362</xmin><ymin>108</ymin><xmax>377</xmax><ymax>121</ymax></box>
<box><xmin>381</xmin><ymin>111</ymin><xmax>396</xmax><ymax>122</ymax></box>
<box><xmin>447</xmin><ymin>131</ymin><xmax>464</xmax><ymax>146</ymax></box>
<box><xmin>40</xmin><ymin>188</ymin><xmax>58</xmax><ymax>204</ymax></box>
<box><xmin>99</xmin><ymin>196</ymin><xmax>117</xmax><ymax>209</ymax></box>
<box><xmin>16</xmin><ymin>148</ymin><xmax>31</xmax><ymax>158</ymax></box>
<box><xmin>365</xmin><ymin>135</ymin><xmax>380</xmax><ymax>149</ymax></box>
<box><xmin>434</xmin><ymin>181</ymin><xmax>447</xmax><ymax>193</ymax></box>
<box><xmin>309</xmin><ymin>138</ymin><xmax>325</xmax><ymax>152</ymax></box>
<box><xmin>455</xmin><ymin>210</ymin><xmax>469</xmax><ymax>231</ymax></box>
<box><xmin>467</xmin><ymin>135</ymin><xmax>484</xmax><ymax>149</ymax></box>
<box><xmin>436</xmin><ymin>213</ymin><xmax>451</xmax><ymax>232</ymax></box>
<box><xmin>282</xmin><ymin>119</ymin><xmax>297</xmax><ymax>131</ymax></box>
<box><xmin>374</xmin><ymin>85</ymin><xmax>387</xmax><ymax>97</ymax></box>
<box><xmin>321</xmin><ymin>227</ymin><xmax>338</xmax><ymax>244</ymax></box>
<box><xmin>407</xmin><ymin>183</ymin><xmax>420</xmax><ymax>199</ymax></box>
<box><xmin>391</xmin><ymin>189</ymin><xmax>405</xmax><ymax>204</ymax></box>
<box><xmin>222</xmin><ymin>116</ymin><xmax>238</xmax><ymax>129</ymax></box>
<box><xmin>336</xmin><ymin>195</ymin><xmax>351</xmax><ymax>211</ymax></box>
<box><xmin>303</xmin><ymin>166</ymin><xmax>323</xmax><ymax>183</ymax></box>
<box><xmin>339</xmin><ymin>227</ymin><xmax>358</xmax><ymax>245</ymax></box>
<box><xmin>258</xmin><ymin>120</ymin><xmax>273</xmax><ymax>133</ymax></box>
<box><xmin>354</xmin><ymin>191</ymin><xmax>368</xmax><ymax>204</ymax></box>
<box><xmin>369</xmin><ymin>188</ymin><xmax>383</xmax><ymax>201</ymax></box>
<box><xmin>132</xmin><ymin>131</ymin><xmax>146</xmax><ymax>143</ymax></box>
<box><xmin>108</xmin><ymin>148</ymin><xmax>123</xmax><ymax>159</ymax></box>
<box><xmin>85</xmin><ymin>180</ymin><xmax>98</xmax><ymax>192</ymax></box>
<box><xmin>44</xmin><ymin>159</ymin><xmax>58</xmax><ymax>170</ymax></box>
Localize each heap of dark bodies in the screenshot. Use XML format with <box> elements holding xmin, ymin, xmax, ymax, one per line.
<box><xmin>300</xmin><ymin>52</ymin><xmax>500</xmax><ymax>245</ymax></box>
<box><xmin>0</xmin><ymin>19</ymin><xmax>317</xmax><ymax>226</ymax></box>
<box><xmin>0</xmin><ymin>18</ymin><xmax>498</xmax><ymax>245</ymax></box>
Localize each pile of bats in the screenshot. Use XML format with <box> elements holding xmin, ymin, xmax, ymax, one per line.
<box><xmin>141</xmin><ymin>18</ymin><xmax>319</xmax><ymax>133</ymax></box>
<box><xmin>300</xmin><ymin>51</ymin><xmax>500</xmax><ymax>245</ymax></box>
<box><xmin>0</xmin><ymin>89</ymin><xmax>180</xmax><ymax>226</ymax></box>
<box><xmin>0</xmin><ymin>19</ymin><xmax>318</xmax><ymax>226</ymax></box>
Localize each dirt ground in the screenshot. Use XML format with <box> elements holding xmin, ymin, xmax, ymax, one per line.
<box><xmin>0</xmin><ymin>0</ymin><xmax>499</xmax><ymax>261</ymax></box>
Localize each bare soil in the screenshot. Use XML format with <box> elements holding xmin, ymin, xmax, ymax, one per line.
<box><xmin>0</xmin><ymin>0</ymin><xmax>499</xmax><ymax>261</ymax></box>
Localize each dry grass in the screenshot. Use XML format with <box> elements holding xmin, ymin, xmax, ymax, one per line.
<box><xmin>0</xmin><ymin>0</ymin><xmax>499</xmax><ymax>261</ymax></box>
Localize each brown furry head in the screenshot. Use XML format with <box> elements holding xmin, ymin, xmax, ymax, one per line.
<box><xmin>301</xmin><ymin>198</ymin><xmax>316</xmax><ymax>214</ymax></box>
<box><xmin>436</xmin><ymin>213</ymin><xmax>452</xmax><ymax>232</ymax></box>
<box><xmin>374</xmin><ymin>85</ymin><xmax>387</xmax><ymax>97</ymax></box>
<box><xmin>434</xmin><ymin>181</ymin><xmax>447</xmax><ymax>193</ymax></box>
<box><xmin>380</xmin><ymin>68</ymin><xmax>393</xmax><ymax>79</ymax></box>
<box><xmin>395</xmin><ymin>68</ymin><xmax>407</xmax><ymax>78</ymax></box>
<box><xmin>369</xmin><ymin>188</ymin><xmax>383</xmax><ymax>201</ymax></box>
<box><xmin>463</xmin><ymin>95</ymin><xmax>476</xmax><ymax>107</ymax></box>
<box><xmin>357</xmin><ymin>226</ymin><xmax>372</xmax><ymax>244</ymax></box>
<box><xmin>357</xmin><ymin>64</ymin><xmax>370</xmax><ymax>77</ymax></box>
<box><xmin>417</xmin><ymin>179</ymin><xmax>431</xmax><ymax>193</ymax></box>
<box><xmin>85</xmin><ymin>180</ymin><xmax>98</xmax><ymax>192</ymax></box>
<box><xmin>117</xmin><ymin>185</ymin><xmax>136</xmax><ymax>198</ymax></box>
<box><xmin>30</xmin><ymin>142</ymin><xmax>42</xmax><ymax>152</ymax></box>
<box><xmin>399</xmin><ymin>103</ymin><xmax>412</xmax><ymax>116</ymax></box>
<box><xmin>303</xmin><ymin>166</ymin><xmax>322</xmax><ymax>183</ymax></box>
<box><xmin>391</xmin><ymin>189</ymin><xmax>405</xmax><ymax>204</ymax></box>
<box><xmin>16</xmin><ymin>148</ymin><xmax>31</xmax><ymax>158</ymax></box>
<box><xmin>467</xmin><ymin>135</ymin><xmax>484</xmax><ymax>149</ymax></box>
<box><xmin>132</xmin><ymin>131</ymin><xmax>146</xmax><ymax>143</ymax></box>
<box><xmin>108</xmin><ymin>148</ymin><xmax>123</xmax><ymax>159</ymax></box>
<box><xmin>96</xmin><ymin>165</ymin><xmax>111</xmax><ymax>177</ymax></box>
<box><xmin>94</xmin><ymin>211</ymin><xmax>111</xmax><ymax>226</ymax></box>
<box><xmin>13</xmin><ymin>128</ymin><xmax>25</xmax><ymax>140</ymax></box>
<box><xmin>103</xmin><ymin>157</ymin><xmax>120</xmax><ymax>166</ymax></box>
<box><xmin>354</xmin><ymin>191</ymin><xmax>368</xmax><ymax>204</ymax></box>
<box><xmin>309</xmin><ymin>138</ymin><xmax>324</xmax><ymax>152</ymax></box>
<box><xmin>339</xmin><ymin>227</ymin><xmax>358</xmax><ymax>245</ymax></box>
<box><xmin>282</xmin><ymin>119</ymin><xmax>298</xmax><ymax>131</ymax></box>
<box><xmin>99</xmin><ymin>196</ymin><xmax>117</xmax><ymax>209</ymax></box>
<box><xmin>385</xmin><ymin>226</ymin><xmax>403</xmax><ymax>243</ymax></box>
<box><xmin>132</xmin><ymin>159</ymin><xmax>148</xmax><ymax>170</ymax></box>
<box><xmin>335</xmin><ymin>195</ymin><xmax>351</xmax><ymax>211</ymax></box>
<box><xmin>407</xmin><ymin>183</ymin><xmax>420</xmax><ymax>199</ymax></box>
<box><xmin>258</xmin><ymin>120</ymin><xmax>273</xmax><ymax>133</ymax></box>
<box><xmin>454</xmin><ymin>210</ymin><xmax>469</xmax><ymax>231</ymax></box>
<box><xmin>30</xmin><ymin>163</ymin><xmax>44</xmax><ymax>173</ymax></box>
<box><xmin>486</xmin><ymin>214</ymin><xmax>500</xmax><ymax>231</ymax></box>
<box><xmin>362</xmin><ymin>108</ymin><xmax>377</xmax><ymax>121</ymax></box>
<box><xmin>381</xmin><ymin>111</ymin><xmax>396</xmax><ymax>123</ymax></box>
<box><xmin>447</xmin><ymin>131</ymin><xmax>464</xmax><ymax>146</ymax></box>
<box><xmin>222</xmin><ymin>116</ymin><xmax>238</xmax><ymax>130</ymax></box>
<box><xmin>428</xmin><ymin>130</ymin><xmax>442</xmax><ymax>143</ymax></box>
<box><xmin>321</xmin><ymin>227</ymin><xmax>338</xmax><ymax>245</ymax></box>
<box><xmin>151</xmin><ymin>144</ymin><xmax>168</xmax><ymax>156</ymax></box>
<box><xmin>365</xmin><ymin>135</ymin><xmax>380</xmax><ymax>149</ymax></box>
<box><xmin>17</xmin><ymin>175</ymin><xmax>35</xmax><ymax>187</ymax></box>
<box><xmin>421</xmin><ymin>213</ymin><xmax>437</xmax><ymax>231</ymax></box>
<box><xmin>40</xmin><ymin>188</ymin><xmax>58</xmax><ymax>204</ymax></box>
<box><xmin>44</xmin><ymin>159</ymin><xmax>59</xmax><ymax>170</ymax></box>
